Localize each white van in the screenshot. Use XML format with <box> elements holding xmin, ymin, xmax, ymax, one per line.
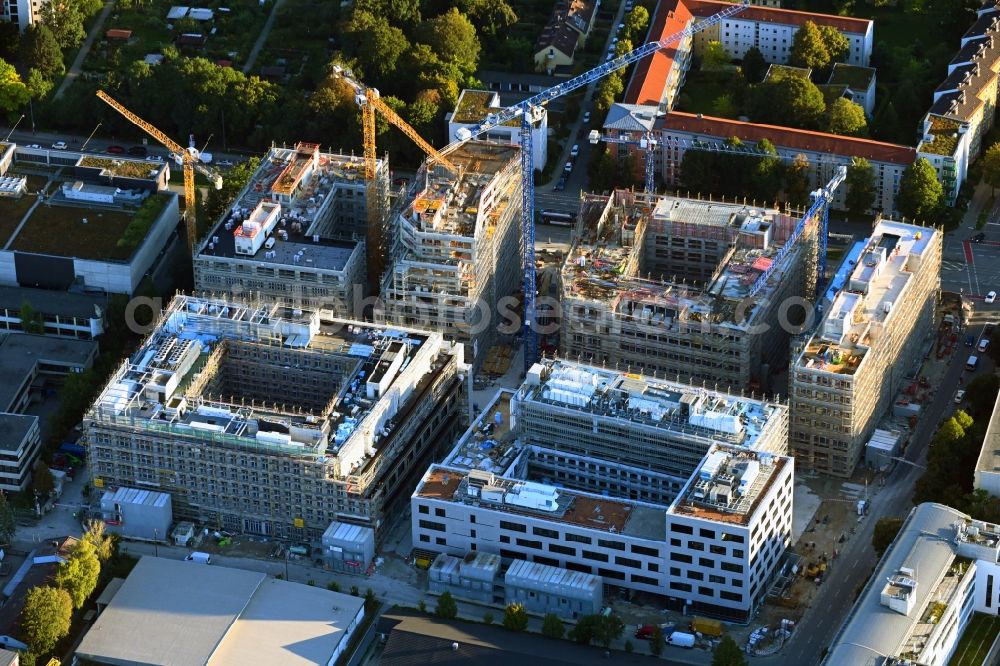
<box><xmin>185</xmin><ymin>551</ymin><xmax>212</xmax><ymax>564</ymax></box>
<box><xmin>979</xmin><ymin>338</ymin><xmax>990</xmax><ymax>353</ymax></box>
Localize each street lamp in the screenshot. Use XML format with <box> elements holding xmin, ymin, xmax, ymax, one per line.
<box><xmin>3</xmin><ymin>115</ymin><xmax>24</xmax><ymax>142</ymax></box>
<box><xmin>153</xmin><ymin>528</ymin><xmax>159</xmax><ymax>557</ymax></box>
<box><xmin>81</xmin><ymin>123</ymin><xmax>103</xmax><ymax>152</ymax></box>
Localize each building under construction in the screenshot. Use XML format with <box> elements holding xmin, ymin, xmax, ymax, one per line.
<box><xmin>790</xmin><ymin>220</ymin><xmax>941</xmax><ymax>477</ymax></box>
<box><xmin>379</xmin><ymin>142</ymin><xmax>522</xmax><ymax>370</ymax></box>
<box><xmin>559</xmin><ymin>191</ymin><xmax>820</xmax><ymax>393</ymax></box>
<box><xmin>193</xmin><ymin>143</ymin><xmax>389</xmax><ymax>318</ymax></box>
<box><xmin>85</xmin><ymin>294</ymin><xmax>465</xmax><ymax>540</ymax></box>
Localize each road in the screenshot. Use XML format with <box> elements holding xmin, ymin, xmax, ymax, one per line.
<box><xmin>242</xmin><ymin>0</ymin><xmax>286</xmax><ymax>74</ymax></box>
<box><xmin>53</xmin><ymin>0</ymin><xmax>117</xmax><ymax>101</ymax></box>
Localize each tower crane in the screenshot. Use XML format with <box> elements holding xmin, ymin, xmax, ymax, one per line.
<box><xmin>587</xmin><ymin>129</ymin><xmax>658</xmax><ymax>193</ymax></box>
<box><xmin>331</xmin><ymin>65</ymin><xmax>459</xmax><ymax>293</ymax></box>
<box><xmin>442</xmin><ymin>0</ymin><xmax>749</xmax><ymax>370</ymax></box>
<box><xmin>96</xmin><ymin>90</ymin><xmax>222</xmax><ymax>254</ymax></box>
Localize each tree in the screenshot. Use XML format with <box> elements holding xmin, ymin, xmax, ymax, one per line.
<box><xmin>954</xmin><ymin>409</ymin><xmax>974</xmax><ymax>431</ymax></box>
<box><xmin>18</xmin><ymin>302</ymin><xmax>44</xmax><ymax>334</ymax></box>
<box><xmin>458</xmin><ymin>0</ymin><xmax>516</xmax><ymax>37</ymax></box>
<box><xmin>818</xmin><ymin>25</ymin><xmax>850</xmax><ymax>64</ymax></box>
<box><xmin>897</xmin><ymin>157</ymin><xmax>944</xmax><ymax>222</ymax></box>
<box><xmin>750</xmin><ymin>138</ymin><xmax>783</xmax><ymax>201</ymax></box>
<box><xmin>502</xmin><ymin>602</ymin><xmax>528</xmax><ymax>631</ymax></box>
<box><xmin>751</xmin><ymin>72</ymin><xmax>826</xmax><ymax>129</ymax></box>
<box><xmin>205</xmin><ymin>158</ymin><xmax>261</xmax><ymax>225</ymax></box>
<box><xmin>32</xmin><ymin>461</ymin><xmax>54</xmax><ymax>499</ymax></box>
<box><xmin>966</xmin><ymin>374</ymin><xmax>1000</xmax><ymax>419</ymax></box>
<box><xmin>568</xmin><ymin>615</ymin><xmax>598</xmax><ymax>644</ymax></box>
<box><xmin>827</xmin><ymin>98</ymin><xmax>867</xmax><ymax>137</ymax></box>
<box><xmin>595</xmin><ymin>73</ymin><xmax>624</xmax><ymax>113</ymax></box>
<box><xmin>845</xmin><ymin>157</ymin><xmax>876</xmax><ymax>215</ymax></box>
<box><xmin>25</xmin><ymin>69</ymin><xmax>53</xmax><ymax>100</ymax></box>
<box><xmin>872</xmin><ymin>517</ymin><xmax>904</xmax><ymax>558</ymax></box>
<box><xmin>982</xmin><ymin>142</ymin><xmax>1000</xmax><ymax>194</ymax></box>
<box><xmin>435</xmin><ymin>591</ymin><xmax>458</xmax><ymax>619</ymax></box>
<box><xmin>20</xmin><ymin>25</ymin><xmax>64</xmax><ymax>79</ymax></box>
<box><xmin>355</xmin><ymin>0</ymin><xmax>420</xmax><ymax>24</ymax></box>
<box><xmin>542</xmin><ymin>613</ymin><xmax>564</xmax><ymax>639</ymax></box>
<box><xmin>712</xmin><ymin>636</ymin><xmax>748</xmax><ymax>666</ymax></box>
<box><xmin>419</xmin><ymin>8</ymin><xmax>480</xmax><ymax>78</ymax></box>
<box><xmin>483</xmin><ymin>611</ymin><xmax>494</xmax><ymax>624</ymax></box>
<box><xmin>789</xmin><ymin>21</ymin><xmax>830</xmax><ymax>71</ymax></box>
<box><xmin>326</xmin><ymin>581</ymin><xmax>341</xmax><ymax>592</ymax></box>
<box><xmin>711</xmin><ymin>93</ymin><xmax>738</xmax><ymax>118</ymax></box>
<box><xmin>592</xmin><ymin>614</ymin><xmax>625</xmax><ymax>649</ymax></box>
<box><xmin>0</xmin><ymin>58</ymin><xmax>29</xmax><ymax>113</ymax></box>
<box><xmin>54</xmin><ymin>539</ymin><xmax>101</xmax><ymax>609</ymax></box>
<box><xmin>40</xmin><ymin>0</ymin><xmax>86</xmax><ymax>49</ymax></box>
<box><xmin>346</xmin><ymin>11</ymin><xmax>410</xmax><ymax>83</ymax></box>
<box><xmin>624</xmin><ymin>5</ymin><xmax>650</xmax><ymax>42</ymax></box>
<box><xmin>741</xmin><ymin>46</ymin><xmax>767</xmax><ymax>83</ymax></box>
<box><xmin>20</xmin><ymin>586</ymin><xmax>72</xmax><ymax>655</ymax></box>
<box><xmin>0</xmin><ymin>23</ymin><xmax>19</xmax><ymax>61</ymax></box>
<box><xmin>0</xmin><ymin>492</ymin><xmax>14</xmax><ymax>545</ymax></box>
<box><xmin>784</xmin><ymin>153</ymin><xmax>812</xmax><ymax>207</ymax></box>
<box><xmin>702</xmin><ymin>41</ymin><xmax>729</xmax><ymax>71</ymax></box>
<box><xmin>651</xmin><ymin>626</ymin><xmax>664</xmax><ymax>657</ymax></box>
<box><xmin>82</xmin><ymin>520</ymin><xmax>115</xmax><ymax>563</ymax></box>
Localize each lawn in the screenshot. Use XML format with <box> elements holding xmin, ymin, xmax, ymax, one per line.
<box><xmin>675</xmin><ymin>70</ymin><xmax>739</xmax><ymax>117</ymax></box>
<box><xmin>948</xmin><ymin>612</ymin><xmax>1000</xmax><ymax>666</ymax></box>
<box><xmin>11</xmin><ymin>203</ymin><xmax>139</xmax><ymax>261</ymax></box>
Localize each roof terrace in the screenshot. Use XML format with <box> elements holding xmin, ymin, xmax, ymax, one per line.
<box><xmin>919</xmin><ymin>114</ymin><xmax>964</xmax><ymax>157</ymax></box>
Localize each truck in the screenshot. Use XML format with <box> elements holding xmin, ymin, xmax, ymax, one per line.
<box><xmin>691</xmin><ymin>617</ymin><xmax>723</xmax><ymax>637</ymax></box>
<box><xmin>666</xmin><ymin>631</ymin><xmax>696</xmax><ymax>648</ymax></box>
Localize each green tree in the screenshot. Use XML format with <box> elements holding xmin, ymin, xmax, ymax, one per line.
<box><xmin>25</xmin><ymin>69</ymin><xmax>52</xmax><ymax>100</ymax></box>
<box><xmin>346</xmin><ymin>11</ymin><xmax>410</xmax><ymax>83</ymax></box>
<box><xmin>784</xmin><ymin>153</ymin><xmax>812</xmax><ymax>207</ymax></box>
<box><xmin>0</xmin><ymin>492</ymin><xmax>15</xmax><ymax>545</ymax></box>
<box><xmin>20</xmin><ymin>586</ymin><xmax>72</xmax><ymax>655</ymax></box>
<box><xmin>568</xmin><ymin>615</ymin><xmax>598</xmax><ymax>644</ymax></box>
<box><xmin>954</xmin><ymin>409</ymin><xmax>974</xmax><ymax>431</ymax></box>
<box><xmin>818</xmin><ymin>25</ymin><xmax>850</xmax><ymax>65</ymax></box>
<box><xmin>55</xmin><ymin>539</ymin><xmax>101</xmax><ymax>609</ymax></box>
<box><xmin>712</xmin><ymin>635</ymin><xmax>748</xmax><ymax>666</ymax></box>
<box><xmin>701</xmin><ymin>40</ymin><xmax>729</xmax><ymax>71</ymax></box>
<box><xmin>615</xmin><ymin>39</ymin><xmax>633</xmax><ymax>59</ymax></box>
<box><xmin>82</xmin><ymin>520</ymin><xmax>115</xmax><ymax>563</ymax></box>
<box><xmin>789</xmin><ymin>21</ymin><xmax>830</xmax><ymax>71</ymax></box>
<box><xmin>40</xmin><ymin>0</ymin><xmax>86</xmax><ymax>48</ymax></box>
<box><xmin>872</xmin><ymin>517</ymin><xmax>903</xmax><ymax>558</ymax></box>
<box><xmin>419</xmin><ymin>8</ymin><xmax>480</xmax><ymax>78</ymax></box>
<box><xmin>435</xmin><ymin>591</ymin><xmax>458</xmax><ymax>619</ymax></box>
<box><xmin>845</xmin><ymin>157</ymin><xmax>876</xmax><ymax>215</ymax></box>
<box><xmin>588</xmin><ymin>145</ymin><xmax>619</xmax><ymax>191</ymax></box>
<box><xmin>897</xmin><ymin>157</ymin><xmax>944</xmax><ymax>221</ymax></box>
<box><xmin>750</xmin><ymin>138</ymin><xmax>783</xmax><ymax>201</ymax></box>
<box><xmin>483</xmin><ymin>611</ymin><xmax>494</xmax><ymax>625</ymax></box>
<box><xmin>651</xmin><ymin>626</ymin><xmax>664</xmax><ymax>657</ymax></box>
<box><xmin>32</xmin><ymin>461</ymin><xmax>54</xmax><ymax>499</ymax></box>
<box><xmin>355</xmin><ymin>0</ymin><xmax>420</xmax><ymax>24</ymax></box>
<box><xmin>20</xmin><ymin>24</ymin><xmax>64</xmax><ymax>79</ymax></box>
<box><xmin>458</xmin><ymin>0</ymin><xmax>516</xmax><ymax>37</ymax></box>
<box><xmin>18</xmin><ymin>302</ymin><xmax>44</xmax><ymax>334</ymax></box>
<box><xmin>0</xmin><ymin>23</ymin><xmax>19</xmax><ymax>61</ymax></box>
<box><xmin>966</xmin><ymin>374</ymin><xmax>1000</xmax><ymax>419</ymax></box>
<box><xmin>741</xmin><ymin>46</ymin><xmax>767</xmax><ymax>83</ymax></box>
<box><xmin>982</xmin><ymin>142</ymin><xmax>1000</xmax><ymax>194</ymax></box>
<box><xmin>593</xmin><ymin>614</ymin><xmax>625</xmax><ymax>649</ymax></box>
<box><xmin>542</xmin><ymin>613</ymin><xmax>564</xmax><ymax>639</ymax></box>
<box><xmin>205</xmin><ymin>157</ymin><xmax>261</xmax><ymax>226</ymax></box>
<box><xmin>711</xmin><ymin>93</ymin><xmax>738</xmax><ymax>118</ymax></box>
<box><xmin>827</xmin><ymin>98</ymin><xmax>867</xmax><ymax>137</ymax></box>
<box><xmin>624</xmin><ymin>5</ymin><xmax>650</xmax><ymax>42</ymax></box>
<box><xmin>595</xmin><ymin>73</ymin><xmax>624</xmax><ymax>113</ymax></box>
<box><xmin>934</xmin><ymin>416</ymin><xmax>966</xmax><ymax>446</ymax></box>
<box><xmin>502</xmin><ymin>602</ymin><xmax>528</xmax><ymax>631</ymax></box>
<box><xmin>751</xmin><ymin>72</ymin><xmax>826</xmax><ymax>129</ymax></box>
<box><xmin>0</xmin><ymin>58</ymin><xmax>30</xmax><ymax>113</ymax></box>
<box><xmin>326</xmin><ymin>581</ymin><xmax>341</xmax><ymax>592</ymax></box>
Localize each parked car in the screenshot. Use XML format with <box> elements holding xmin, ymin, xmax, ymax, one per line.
<box><xmin>554</xmin><ymin>175</ymin><xmax>567</xmax><ymax>191</ymax></box>
<box><xmin>185</xmin><ymin>552</ymin><xmax>212</xmax><ymax>564</ymax></box>
<box><xmin>987</xmin><ymin>290</ymin><xmax>998</xmax><ymax>304</ymax></box>
<box><xmin>955</xmin><ymin>389</ymin><xmax>967</xmax><ymax>404</ymax></box>
<box><xmin>564</xmin><ymin>161</ymin><xmax>573</xmax><ymax>173</ymax></box>
<box><xmin>107</xmin><ymin>145</ymin><xmax>126</xmax><ymax>154</ymax></box>
<box><xmin>618</xmin><ymin>22</ymin><xmax>625</xmax><ymax>31</ymax></box>
<box><xmin>217</xmin><ymin>160</ymin><xmax>235</xmax><ymax>168</ymax></box>
<box><xmin>966</xmin><ymin>334</ymin><xmax>975</xmax><ymax>347</ymax></box>
<box><xmin>582</xmin><ymin>112</ymin><xmax>591</xmax><ymax>124</ymax></box>
<box><xmin>146</xmin><ymin>155</ymin><xmax>164</xmax><ymax>162</ymax></box>
<box><xmin>26</xmin><ymin>144</ymin><xmax>41</xmax><ymax>149</ymax></box>
<box><xmin>973</xmin><ymin>232</ymin><xmax>986</xmax><ymax>243</ymax></box>
<box><xmin>128</xmin><ymin>145</ymin><xmax>147</xmax><ymax>156</ymax></box>
<box><xmin>51</xmin><ymin>141</ymin><xmax>67</xmax><ymax>150</ymax></box>
<box><xmin>980</xmin><ymin>339</ymin><xmax>991</xmax><ymax>353</ymax></box>
<box><xmin>634</xmin><ymin>625</ymin><xmax>656</xmax><ymax>640</ymax></box>
<box><xmin>570</xmin><ymin>144</ymin><xmax>580</xmax><ymax>158</ymax></box>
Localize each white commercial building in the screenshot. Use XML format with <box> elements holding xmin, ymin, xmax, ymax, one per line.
<box><xmin>447</xmin><ymin>89</ymin><xmax>547</xmax><ymax>169</ymax></box>
<box><xmin>411</xmin><ymin>360</ymin><xmax>793</xmax><ymax>622</ymax></box>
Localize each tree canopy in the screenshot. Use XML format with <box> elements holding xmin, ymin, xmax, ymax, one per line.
<box><xmin>0</xmin><ymin>491</ymin><xmax>15</xmax><ymax>545</ymax></box>
<box><xmin>542</xmin><ymin>613</ymin><xmax>565</xmax><ymax>639</ymax></box>
<box><xmin>502</xmin><ymin>602</ymin><xmax>528</xmax><ymax>631</ymax></box>
<box><xmin>457</xmin><ymin>0</ymin><xmax>516</xmax><ymax>37</ymax></box>
<box><xmin>20</xmin><ymin>586</ymin><xmax>72</xmax><ymax>655</ymax></box>
<box><xmin>750</xmin><ymin>70</ymin><xmax>826</xmax><ymax>129</ymax></box>
<box><xmin>435</xmin><ymin>591</ymin><xmax>458</xmax><ymax>619</ymax></box>
<box><xmin>712</xmin><ymin>635</ymin><xmax>748</xmax><ymax>666</ymax></box>
<box><xmin>741</xmin><ymin>46</ymin><xmax>767</xmax><ymax>83</ymax></box>
<box><xmin>846</xmin><ymin>157</ymin><xmax>876</xmax><ymax>216</ymax></box>
<box><xmin>872</xmin><ymin>517</ymin><xmax>904</xmax><ymax>558</ymax></box>
<box><xmin>624</xmin><ymin>5</ymin><xmax>650</xmax><ymax>43</ymax></box>
<box><xmin>982</xmin><ymin>142</ymin><xmax>1000</xmax><ymax>194</ymax></box>
<box><xmin>701</xmin><ymin>41</ymin><xmax>729</xmax><ymax>71</ymax></box>
<box><xmin>0</xmin><ymin>58</ymin><xmax>30</xmax><ymax>113</ymax></box>
<box><xmin>20</xmin><ymin>24</ymin><xmax>63</xmax><ymax>80</ymax></box>
<box><xmin>54</xmin><ymin>539</ymin><xmax>101</xmax><ymax>609</ymax></box>
<box><xmin>418</xmin><ymin>8</ymin><xmax>480</xmax><ymax>79</ymax></box>
<box><xmin>789</xmin><ymin>21</ymin><xmax>831</xmax><ymax>71</ymax></box>
<box><xmin>827</xmin><ymin>98</ymin><xmax>867</xmax><ymax>136</ymax></box>
<box><xmin>897</xmin><ymin>157</ymin><xmax>944</xmax><ymax>221</ymax></box>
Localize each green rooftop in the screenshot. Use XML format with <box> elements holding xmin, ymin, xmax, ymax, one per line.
<box><xmin>78</xmin><ymin>156</ymin><xmax>163</xmax><ymax>180</ymax></box>
<box><xmin>764</xmin><ymin>64</ymin><xmax>812</xmax><ymax>82</ymax></box>
<box><xmin>920</xmin><ymin>115</ymin><xmax>962</xmax><ymax>156</ymax></box>
<box><xmin>828</xmin><ymin>64</ymin><xmax>876</xmax><ymax>91</ymax></box>
<box><xmin>452</xmin><ymin>90</ymin><xmax>521</xmax><ymax>127</ymax></box>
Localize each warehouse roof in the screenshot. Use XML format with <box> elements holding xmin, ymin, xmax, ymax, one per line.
<box><xmin>0</xmin><ymin>286</ymin><xmax>106</xmax><ymax>321</ymax></box>
<box><xmin>0</xmin><ymin>334</ymin><xmax>98</xmax><ymax>412</ymax></box>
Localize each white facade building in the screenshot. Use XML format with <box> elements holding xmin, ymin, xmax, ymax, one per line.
<box><xmin>447</xmin><ymin>90</ymin><xmax>547</xmax><ymax>170</ymax></box>
<box><xmin>1</xmin><ymin>0</ymin><xmax>46</xmax><ymax>32</ymax></box>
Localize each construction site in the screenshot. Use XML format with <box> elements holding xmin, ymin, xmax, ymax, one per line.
<box><xmin>193</xmin><ymin>142</ymin><xmax>389</xmax><ymax>318</ymax></box>
<box><xmin>84</xmin><ymin>294</ymin><xmax>466</xmax><ymax>541</ymax></box>
<box><xmin>379</xmin><ymin>142</ymin><xmax>523</xmax><ymax>371</ymax></box>
<box><xmin>559</xmin><ymin>190</ymin><xmax>820</xmax><ymax>394</ymax></box>
<box><xmin>790</xmin><ymin>220</ymin><xmax>942</xmax><ymax>477</ymax></box>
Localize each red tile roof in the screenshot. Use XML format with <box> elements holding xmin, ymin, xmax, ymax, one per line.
<box><xmin>105</xmin><ymin>29</ymin><xmax>132</xmax><ymax>40</ymax></box>
<box><xmin>685</xmin><ymin>0</ymin><xmax>872</xmax><ymax>33</ymax></box>
<box><xmin>659</xmin><ymin>112</ymin><xmax>916</xmax><ymax>164</ymax></box>
<box><xmin>625</xmin><ymin>0</ymin><xmax>693</xmax><ymax>105</ymax></box>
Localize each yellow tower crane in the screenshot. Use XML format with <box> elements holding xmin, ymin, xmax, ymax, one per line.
<box><xmin>331</xmin><ymin>66</ymin><xmax>459</xmax><ymax>293</ymax></box>
<box><xmin>96</xmin><ymin>90</ymin><xmax>223</xmax><ymax>254</ymax></box>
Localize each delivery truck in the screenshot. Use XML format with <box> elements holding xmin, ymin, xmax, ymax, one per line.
<box><xmin>666</xmin><ymin>631</ymin><xmax>696</xmax><ymax>648</ymax></box>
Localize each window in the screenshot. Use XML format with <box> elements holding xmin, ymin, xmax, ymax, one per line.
<box><xmin>535</xmin><ymin>555</ymin><xmax>559</xmax><ymax>567</ymax></box>
<box><xmin>434</xmin><ymin>507</ymin><xmax>446</xmax><ymax>518</ymax></box>
<box><xmin>699</xmin><ymin>528</ymin><xmax>716</xmax><ymax>539</ymax></box>
<box><xmin>670</xmin><ymin>523</ymin><xmax>693</xmax><ymax>535</ymax></box>
<box><xmin>566</xmin><ymin>533</ymin><xmax>592</xmax><ymax>544</ymax></box>
<box><xmin>687</xmin><ymin>570</ymin><xmax>704</xmax><ymax>581</ymax></box>
<box><xmin>500</xmin><ymin>520</ymin><xmax>527</xmax><ymax>533</ymax></box>
<box><xmin>688</xmin><ymin>541</ymin><xmax>705</xmax><ymax>551</ymax></box>
<box><xmin>632</xmin><ymin>574</ymin><xmax>658</xmax><ymax>585</ymax></box>
<box><xmin>670</xmin><ymin>582</ymin><xmax>692</xmax><ymax>592</ymax></box>
<box><xmin>500</xmin><ymin>549</ymin><xmax>526</xmax><ymax>560</ymax></box>
<box><xmin>533</xmin><ymin>526</ymin><xmax>559</xmax><ymax>539</ymax></box>
<box><xmin>598</xmin><ymin>568</ymin><xmax>626</xmax><ymax>580</ymax></box>
<box><xmin>435</xmin><ymin>537</ymin><xmax>447</xmax><ymax>546</ymax></box>
<box><xmin>670</xmin><ymin>553</ymin><xmax>693</xmax><ymax>564</ymax></box>
<box><xmin>733</xmin><ymin>579</ymin><xmax>744</xmax><ymax>588</ymax></box>
<box><xmin>709</xmin><ymin>574</ymin><xmax>725</xmax><ymax>584</ymax></box>
<box><xmin>710</xmin><ymin>545</ymin><xmax>726</xmax><ymax>555</ymax></box>
<box><xmin>632</xmin><ymin>545</ymin><xmax>659</xmax><ymax>557</ymax></box>
<box><xmin>566</xmin><ymin>561</ymin><xmax>591</xmax><ymax>574</ymax></box>
<box><xmin>500</xmin><ymin>535</ymin><xmax>510</xmax><ymax>543</ymax></box>
<box><xmin>733</xmin><ymin>549</ymin><xmax>745</xmax><ymax>558</ymax></box>
<box><xmin>721</xmin><ymin>562</ymin><xmax>744</xmax><ymax>573</ymax></box>
<box><xmin>599</xmin><ymin>539</ymin><xmax>626</xmax><ymax>551</ymax></box>
<box><xmin>419</xmin><ymin>534</ymin><xmax>429</xmax><ymax>542</ymax></box>
<box><xmin>670</xmin><ymin>538</ymin><xmax>682</xmax><ymax>547</ymax></box>
<box><xmin>549</xmin><ymin>544</ymin><xmax>575</xmax><ymax>556</ymax></box>
<box><xmin>418</xmin><ymin>505</ymin><xmax>428</xmax><ymax>514</ymax></box>
<box><xmin>699</xmin><ymin>557</ymin><xmax>714</xmax><ymax>568</ymax></box>
<box><xmin>648</xmin><ymin>562</ymin><xmax>659</xmax><ymax>573</ymax></box>
<box><xmin>516</xmin><ymin>538</ymin><xmax>543</xmax><ymax>550</ymax></box>
<box><xmin>418</xmin><ymin>520</ymin><xmax>445</xmax><ymax>532</ymax></box>
<box><xmin>615</xmin><ymin>556</ymin><xmax>642</xmax><ymax>569</ymax></box>
<box><xmin>582</xmin><ymin>550</ymin><xmax>609</xmax><ymax>562</ymax></box>
<box><xmin>698</xmin><ymin>586</ymin><xmax>714</xmax><ymax>597</ymax></box>
<box><xmin>720</xmin><ymin>591</ymin><xmax>742</xmax><ymax>602</ymax></box>
<box><xmin>988</xmin><ymin>575</ymin><xmax>995</xmax><ymax>609</ymax></box>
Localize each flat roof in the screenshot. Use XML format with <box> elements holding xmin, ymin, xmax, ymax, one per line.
<box><xmin>102</xmin><ymin>486</ymin><xmax>170</xmax><ymax>508</ymax></box>
<box><xmin>975</xmin><ymin>390</ymin><xmax>1000</xmax><ymax>479</ymax></box>
<box><xmin>0</xmin><ymin>286</ymin><xmax>107</xmax><ymax>320</ymax></box>
<box><xmin>827</xmin><ymin>63</ymin><xmax>876</xmax><ymax>90</ymax></box>
<box><xmin>0</xmin><ymin>333</ymin><xmax>98</xmax><ymax>412</ymax></box>
<box><xmin>0</xmin><ymin>414</ymin><xmax>36</xmax><ymax>452</ymax></box>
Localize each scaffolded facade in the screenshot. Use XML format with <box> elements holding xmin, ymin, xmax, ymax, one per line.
<box><xmin>790</xmin><ymin>220</ymin><xmax>941</xmax><ymax>477</ymax></box>
<box><xmin>85</xmin><ymin>295</ymin><xmax>465</xmax><ymax>540</ymax></box>
<box><xmin>560</xmin><ymin>191</ymin><xmax>818</xmax><ymax>393</ymax></box>
<box><xmin>379</xmin><ymin>143</ymin><xmax>522</xmax><ymax>369</ymax></box>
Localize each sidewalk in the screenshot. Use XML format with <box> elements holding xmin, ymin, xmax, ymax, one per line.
<box><xmin>54</xmin><ymin>0</ymin><xmax>117</xmax><ymax>100</ymax></box>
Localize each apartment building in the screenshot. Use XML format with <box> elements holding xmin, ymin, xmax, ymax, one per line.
<box><xmin>1</xmin><ymin>0</ymin><xmax>46</xmax><ymax>31</ymax></box>
<box><xmin>825</xmin><ymin>503</ymin><xmax>1000</xmax><ymax>666</ymax></box>
<box><xmin>974</xmin><ymin>389</ymin><xmax>1000</xmax><ymax>497</ymax></box>
<box><xmin>790</xmin><ymin>220</ymin><xmax>941</xmax><ymax>477</ymax></box>
<box><xmin>380</xmin><ymin>143</ymin><xmax>522</xmax><ymax>370</ymax></box>
<box><xmin>917</xmin><ymin>3</ymin><xmax>1000</xmax><ymax>204</ymax></box>
<box><xmin>86</xmin><ymin>294</ymin><xmax>466</xmax><ymax>541</ymax></box>
<box><xmin>560</xmin><ymin>190</ymin><xmax>819</xmax><ymax>394</ymax></box>
<box><xmin>412</xmin><ymin>361</ymin><xmax>792</xmax><ymax>622</ymax></box>
<box><xmin>193</xmin><ymin>143</ymin><xmax>389</xmax><ymax>318</ymax></box>
<box><xmin>448</xmin><ymin>90</ymin><xmax>547</xmax><ymax>169</ymax></box>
